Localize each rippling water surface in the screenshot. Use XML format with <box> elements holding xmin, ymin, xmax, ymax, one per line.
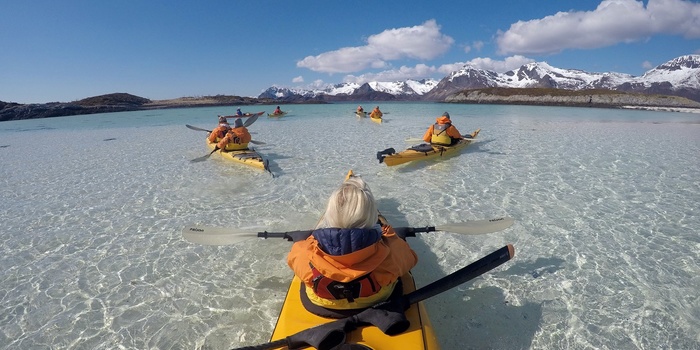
<box><xmin>1</xmin><ymin>103</ymin><xmax>699</xmax><ymax>349</ymax></box>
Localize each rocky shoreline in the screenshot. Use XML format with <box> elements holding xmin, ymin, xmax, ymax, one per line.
<box><xmin>445</xmin><ymin>88</ymin><xmax>700</xmax><ymax>111</ymax></box>
<box><xmin>3</xmin><ymin>89</ymin><xmax>700</xmax><ymax>122</ymax></box>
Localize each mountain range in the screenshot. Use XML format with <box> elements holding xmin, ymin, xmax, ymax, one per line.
<box><xmin>259</xmin><ymin>54</ymin><xmax>700</xmax><ymax>103</ymax></box>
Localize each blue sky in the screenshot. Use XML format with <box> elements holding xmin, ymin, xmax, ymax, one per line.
<box><xmin>1</xmin><ymin>0</ymin><xmax>699</xmax><ymax>104</ymax></box>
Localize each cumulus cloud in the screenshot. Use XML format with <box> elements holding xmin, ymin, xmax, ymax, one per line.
<box><xmin>496</xmin><ymin>0</ymin><xmax>700</xmax><ymax>55</ymax></box>
<box><xmin>438</xmin><ymin>55</ymin><xmax>535</xmax><ymax>74</ymax></box>
<box><xmin>297</xmin><ymin>20</ymin><xmax>454</xmax><ymax>73</ymax></box>
<box><xmin>292</xmin><ymin>76</ymin><xmax>304</xmax><ymax>83</ymax></box>
<box><xmin>343</xmin><ymin>64</ymin><xmax>437</xmax><ymax>83</ymax></box>
<box><xmin>642</xmin><ymin>60</ymin><xmax>654</xmax><ymax>69</ymax></box>
<box><xmin>463</xmin><ymin>41</ymin><xmax>484</xmax><ymax>54</ymax></box>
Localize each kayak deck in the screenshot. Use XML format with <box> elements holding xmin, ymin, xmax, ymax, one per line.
<box><xmin>205</xmin><ymin>141</ymin><xmax>269</xmax><ymax>171</ymax></box>
<box><xmin>270</xmin><ymin>274</ymin><xmax>439</xmax><ymax>349</ymax></box>
<box><xmin>378</xmin><ymin>129</ymin><xmax>480</xmax><ymax>167</ymax></box>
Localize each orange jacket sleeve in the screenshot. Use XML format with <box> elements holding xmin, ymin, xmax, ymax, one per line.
<box><xmin>378</xmin><ymin>225</ymin><xmax>418</xmax><ymax>280</ymax></box>
<box><xmin>216</xmin><ymin>133</ymin><xmax>232</xmax><ymax>149</ymax></box>
<box><xmin>287</xmin><ymin>238</ymin><xmax>315</xmax><ymax>283</ymax></box>
<box><xmin>446</xmin><ymin>125</ymin><xmax>463</xmax><ymax>139</ymax></box>
<box><xmin>422</xmin><ymin>125</ymin><xmax>434</xmax><ymax>142</ymax></box>
<box><xmin>208</xmin><ymin>126</ymin><xmax>224</xmax><ymax>142</ymax></box>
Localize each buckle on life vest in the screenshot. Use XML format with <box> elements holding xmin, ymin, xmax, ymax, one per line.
<box><xmin>310</xmin><ymin>264</ymin><xmax>379</xmax><ymax>302</ymax></box>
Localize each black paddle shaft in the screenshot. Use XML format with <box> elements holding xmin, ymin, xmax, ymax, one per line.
<box><xmin>256</xmin><ymin>226</ymin><xmax>434</xmax><ymax>242</ymax></box>
<box><xmin>406</xmin><ymin>244</ymin><xmax>514</xmax><ymax>305</ymax></box>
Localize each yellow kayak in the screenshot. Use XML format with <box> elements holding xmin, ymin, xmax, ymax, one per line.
<box><xmin>268</xmin><ymin>112</ymin><xmax>288</xmax><ymax>118</ymax></box>
<box><xmin>377</xmin><ymin>129</ymin><xmax>480</xmax><ymax>167</ymax></box>
<box><xmin>205</xmin><ymin>140</ymin><xmax>271</xmax><ymax>172</ymax></box>
<box><xmin>370</xmin><ymin>116</ymin><xmax>383</xmax><ymax>124</ymax></box>
<box><xmin>270</xmin><ymin>170</ymin><xmax>439</xmax><ymax>349</ymax></box>
<box><xmin>270</xmin><ymin>273</ymin><xmax>439</xmax><ymax>349</ymax></box>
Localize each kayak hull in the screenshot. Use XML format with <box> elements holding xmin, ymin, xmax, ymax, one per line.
<box><xmin>205</xmin><ymin>141</ymin><xmax>269</xmax><ymax>171</ymax></box>
<box><xmin>370</xmin><ymin>117</ymin><xmax>383</xmax><ymax>124</ymax></box>
<box><xmin>268</xmin><ymin>112</ymin><xmax>287</xmax><ymax>118</ymax></box>
<box><xmin>379</xmin><ymin>129</ymin><xmax>480</xmax><ymax>167</ymax></box>
<box><xmin>225</xmin><ymin>111</ymin><xmax>264</xmax><ymax>118</ymax></box>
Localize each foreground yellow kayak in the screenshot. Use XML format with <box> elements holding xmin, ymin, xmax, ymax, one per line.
<box><xmin>370</xmin><ymin>116</ymin><xmax>383</xmax><ymax>124</ymax></box>
<box><xmin>205</xmin><ymin>140</ymin><xmax>271</xmax><ymax>173</ymax></box>
<box><xmin>377</xmin><ymin>129</ymin><xmax>480</xmax><ymax>167</ymax></box>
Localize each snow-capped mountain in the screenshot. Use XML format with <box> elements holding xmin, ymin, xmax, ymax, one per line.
<box><xmin>260</xmin><ymin>55</ymin><xmax>700</xmax><ymax>102</ymax></box>
<box><xmin>259</xmin><ymin>79</ymin><xmax>439</xmax><ymax>101</ymax></box>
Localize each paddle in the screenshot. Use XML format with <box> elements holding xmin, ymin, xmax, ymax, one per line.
<box><xmin>405</xmin><ymin>134</ymin><xmax>476</xmax><ymax>143</ymax></box>
<box><xmin>233</xmin><ymin>244</ymin><xmax>515</xmax><ymax>350</ymax></box>
<box><xmin>190</xmin><ymin>148</ymin><xmax>220</xmax><ymax>163</ymax></box>
<box><xmin>182</xmin><ymin>216</ymin><xmax>514</xmax><ymax>245</ymax></box>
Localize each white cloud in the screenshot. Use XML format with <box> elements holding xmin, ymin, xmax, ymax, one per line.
<box><xmin>642</xmin><ymin>60</ymin><xmax>653</xmax><ymax>69</ymax></box>
<box><xmin>343</xmin><ymin>64</ymin><xmax>437</xmax><ymax>83</ymax></box>
<box><xmin>438</xmin><ymin>55</ymin><xmax>535</xmax><ymax>74</ymax></box>
<box><xmin>297</xmin><ymin>20</ymin><xmax>454</xmax><ymax>73</ymax></box>
<box><xmin>292</xmin><ymin>76</ymin><xmax>304</xmax><ymax>83</ymax></box>
<box><xmin>463</xmin><ymin>41</ymin><xmax>483</xmax><ymax>54</ymax></box>
<box><xmin>496</xmin><ymin>0</ymin><xmax>700</xmax><ymax>55</ymax></box>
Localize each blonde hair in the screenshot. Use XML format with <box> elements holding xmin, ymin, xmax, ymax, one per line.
<box><xmin>317</xmin><ymin>177</ymin><xmax>378</xmax><ymax>229</ymax></box>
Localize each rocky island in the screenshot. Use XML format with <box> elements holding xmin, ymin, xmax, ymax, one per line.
<box><xmin>2</xmin><ymin>88</ymin><xmax>699</xmax><ymax>122</ymax></box>
<box><xmin>445</xmin><ymin>87</ymin><xmax>700</xmax><ymax>110</ymax></box>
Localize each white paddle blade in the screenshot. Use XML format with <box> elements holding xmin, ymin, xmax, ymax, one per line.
<box><xmin>436</xmin><ymin>217</ymin><xmax>514</xmax><ymax>235</ymax></box>
<box><xmin>182</xmin><ymin>225</ymin><xmax>258</xmax><ymax>245</ymax></box>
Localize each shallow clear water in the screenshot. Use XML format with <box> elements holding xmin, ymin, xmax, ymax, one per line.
<box><xmin>1</xmin><ymin>103</ymin><xmax>699</xmax><ymax>349</ymax></box>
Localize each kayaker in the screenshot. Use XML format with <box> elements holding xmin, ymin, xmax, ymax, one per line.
<box><xmin>287</xmin><ymin>176</ymin><xmax>418</xmax><ymax>315</ymax></box>
<box><xmin>273</xmin><ymin>106</ymin><xmax>283</xmax><ymax>115</ymax></box>
<box><xmin>422</xmin><ymin>112</ymin><xmax>463</xmax><ymax>146</ymax></box>
<box><xmin>357</xmin><ymin>105</ymin><xmax>364</xmax><ymax>114</ymax></box>
<box><xmin>369</xmin><ymin>106</ymin><xmax>383</xmax><ymax>119</ymax></box>
<box><xmin>235</xmin><ymin>108</ymin><xmax>243</xmax><ymax>117</ymax></box>
<box><xmin>216</xmin><ymin>118</ymin><xmax>251</xmax><ymax>150</ymax></box>
<box><xmin>207</xmin><ymin>116</ymin><xmax>230</xmax><ymax>142</ymax></box>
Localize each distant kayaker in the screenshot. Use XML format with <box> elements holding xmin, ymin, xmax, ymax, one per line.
<box><xmin>216</xmin><ymin>118</ymin><xmax>251</xmax><ymax>150</ymax></box>
<box><xmin>369</xmin><ymin>106</ymin><xmax>383</xmax><ymax>119</ymax></box>
<box><xmin>207</xmin><ymin>116</ymin><xmax>230</xmax><ymax>142</ymax></box>
<box><xmin>287</xmin><ymin>175</ymin><xmax>418</xmax><ymax>314</ymax></box>
<box><xmin>235</xmin><ymin>108</ymin><xmax>243</xmax><ymax>117</ymax></box>
<box><xmin>273</xmin><ymin>106</ymin><xmax>283</xmax><ymax>115</ymax></box>
<box><xmin>422</xmin><ymin>112</ymin><xmax>463</xmax><ymax>146</ymax></box>
<box><xmin>357</xmin><ymin>105</ymin><xmax>364</xmax><ymax>114</ymax></box>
